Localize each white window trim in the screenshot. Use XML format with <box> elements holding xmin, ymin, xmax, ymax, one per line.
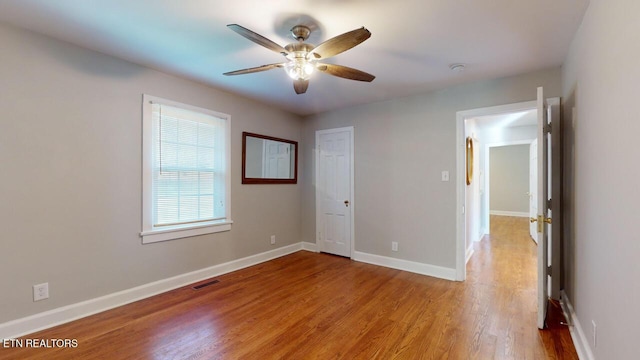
<box><xmin>141</xmin><ymin>94</ymin><xmax>232</xmax><ymax>244</ymax></box>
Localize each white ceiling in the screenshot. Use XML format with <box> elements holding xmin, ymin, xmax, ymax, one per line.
<box><xmin>0</xmin><ymin>0</ymin><xmax>589</xmax><ymax>116</ymax></box>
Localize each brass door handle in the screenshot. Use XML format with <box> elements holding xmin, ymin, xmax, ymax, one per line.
<box><xmin>531</xmin><ymin>216</ymin><xmax>552</xmax><ymax>223</ymax></box>
<box><xmin>344</xmin><ymin>200</ymin><xmax>349</xmax><ymax>207</ymax></box>
<box><xmin>531</xmin><ymin>215</ymin><xmax>552</xmax><ymax>232</ymax></box>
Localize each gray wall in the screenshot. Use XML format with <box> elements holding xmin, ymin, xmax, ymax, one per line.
<box><xmin>489</xmin><ymin>145</ymin><xmax>530</xmax><ymax>213</ymax></box>
<box><xmin>561</xmin><ymin>0</ymin><xmax>640</xmax><ymax>358</ymax></box>
<box><xmin>301</xmin><ymin>68</ymin><xmax>561</xmax><ymax>269</ymax></box>
<box><xmin>0</xmin><ymin>23</ymin><xmax>303</xmax><ymax>323</ymax></box>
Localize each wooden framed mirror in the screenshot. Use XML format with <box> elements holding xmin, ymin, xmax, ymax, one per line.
<box><xmin>466</xmin><ymin>136</ymin><xmax>474</xmax><ymax>185</ymax></box>
<box><xmin>242</xmin><ymin>132</ymin><xmax>298</xmax><ymax>184</ymax></box>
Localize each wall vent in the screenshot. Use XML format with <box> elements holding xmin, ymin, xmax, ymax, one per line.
<box><xmin>192</xmin><ymin>279</ymin><xmax>220</xmax><ymax>290</ymax></box>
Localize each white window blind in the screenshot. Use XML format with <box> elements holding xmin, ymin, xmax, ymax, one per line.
<box><xmin>151</xmin><ymin>103</ymin><xmax>226</xmax><ymax>227</ymax></box>
<box><xmin>141</xmin><ymin>94</ymin><xmax>231</xmax><ymax>244</ymax></box>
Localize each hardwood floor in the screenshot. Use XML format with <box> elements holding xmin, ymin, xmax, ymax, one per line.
<box><xmin>1</xmin><ymin>216</ymin><xmax>577</xmax><ymax>359</ymax></box>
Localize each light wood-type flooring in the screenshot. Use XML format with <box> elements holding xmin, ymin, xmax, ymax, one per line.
<box><xmin>1</xmin><ymin>216</ymin><xmax>577</xmax><ymax>359</ymax></box>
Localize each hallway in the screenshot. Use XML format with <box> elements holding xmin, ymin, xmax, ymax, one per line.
<box><xmin>467</xmin><ymin>215</ymin><xmax>577</xmax><ymax>359</ymax></box>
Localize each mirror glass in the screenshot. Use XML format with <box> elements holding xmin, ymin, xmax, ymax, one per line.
<box><xmin>242</xmin><ymin>132</ymin><xmax>297</xmax><ymax>184</ymax></box>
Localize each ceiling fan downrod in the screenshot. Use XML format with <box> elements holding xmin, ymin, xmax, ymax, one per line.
<box><xmin>290</xmin><ymin>25</ymin><xmax>311</xmax><ymax>42</ymax></box>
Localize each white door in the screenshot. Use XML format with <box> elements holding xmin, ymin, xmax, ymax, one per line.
<box><xmin>316</xmin><ymin>127</ymin><xmax>353</xmax><ymax>257</ymax></box>
<box><xmin>263</xmin><ymin>140</ymin><xmax>290</xmax><ymax>178</ymax></box>
<box><xmin>529</xmin><ymin>139</ymin><xmax>538</xmax><ymax>242</ymax></box>
<box><xmin>535</xmin><ymin>87</ymin><xmax>554</xmax><ymax>329</ymax></box>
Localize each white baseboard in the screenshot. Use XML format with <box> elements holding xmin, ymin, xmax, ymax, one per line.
<box><xmin>353</xmin><ymin>251</ymin><xmax>456</xmax><ymax>281</ymax></box>
<box><xmin>0</xmin><ymin>243</ymin><xmax>303</xmax><ymax>340</ymax></box>
<box><xmin>465</xmin><ymin>246</ymin><xmax>475</xmax><ymax>264</ymax></box>
<box><xmin>560</xmin><ymin>290</ymin><xmax>595</xmax><ymax>360</ymax></box>
<box><xmin>490</xmin><ymin>210</ymin><xmax>529</xmax><ymax>217</ymax></box>
<box><xmin>1</xmin><ymin>244</ymin><xmax>457</xmax><ymax>339</ymax></box>
<box><xmin>301</xmin><ymin>241</ymin><xmax>318</xmax><ymax>252</ymax></box>
<box><xmin>477</xmin><ymin>228</ymin><xmax>487</xmax><ymax>242</ymax></box>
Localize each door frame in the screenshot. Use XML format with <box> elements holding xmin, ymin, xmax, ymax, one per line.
<box><xmin>456</xmin><ymin>100</ymin><xmax>536</xmax><ymax>281</ymax></box>
<box><xmin>315</xmin><ymin>126</ymin><xmax>355</xmax><ymax>258</ymax></box>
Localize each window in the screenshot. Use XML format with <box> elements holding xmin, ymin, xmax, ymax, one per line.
<box><xmin>141</xmin><ymin>94</ymin><xmax>231</xmax><ymax>244</ymax></box>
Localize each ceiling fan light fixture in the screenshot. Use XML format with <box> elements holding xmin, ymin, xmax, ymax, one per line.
<box><xmin>284</xmin><ymin>58</ymin><xmax>315</xmax><ymax>80</ymax></box>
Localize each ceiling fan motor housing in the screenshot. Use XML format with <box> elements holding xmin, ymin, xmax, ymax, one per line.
<box><xmin>290</xmin><ymin>25</ymin><xmax>311</xmax><ymax>41</ymax></box>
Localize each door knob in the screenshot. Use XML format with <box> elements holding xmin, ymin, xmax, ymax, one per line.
<box><xmin>530</xmin><ymin>215</ymin><xmax>552</xmax><ymax>232</ymax></box>
<box><xmin>344</xmin><ymin>200</ymin><xmax>349</xmax><ymax>207</ymax></box>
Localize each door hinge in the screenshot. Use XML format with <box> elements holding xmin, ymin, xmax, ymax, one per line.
<box><xmin>544</xmin><ymin>123</ymin><xmax>552</xmax><ymax>134</ymax></box>
<box><xmin>546</xmin><ymin>265</ymin><xmax>552</xmax><ymax>276</ymax></box>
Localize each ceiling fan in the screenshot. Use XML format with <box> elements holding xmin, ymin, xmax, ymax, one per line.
<box><xmin>223</xmin><ymin>24</ymin><xmax>375</xmax><ymax>94</ymax></box>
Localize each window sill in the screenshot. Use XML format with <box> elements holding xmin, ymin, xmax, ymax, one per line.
<box><xmin>141</xmin><ymin>220</ymin><xmax>232</xmax><ymax>244</ymax></box>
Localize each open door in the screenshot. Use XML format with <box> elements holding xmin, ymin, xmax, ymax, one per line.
<box><xmin>529</xmin><ymin>139</ymin><xmax>538</xmax><ymax>243</ymax></box>
<box><xmin>535</xmin><ymin>87</ymin><xmax>550</xmax><ymax>329</ymax></box>
<box><xmin>534</xmin><ymin>88</ymin><xmax>561</xmax><ymax>329</ymax></box>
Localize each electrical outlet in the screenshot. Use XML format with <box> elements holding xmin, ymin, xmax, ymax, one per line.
<box><xmin>592</xmin><ymin>320</ymin><xmax>597</xmax><ymax>348</ymax></box>
<box><xmin>270</xmin><ymin>235</ymin><xmax>276</xmax><ymax>245</ymax></box>
<box><xmin>33</xmin><ymin>283</ymin><xmax>49</xmax><ymax>302</ymax></box>
<box><xmin>391</xmin><ymin>242</ymin><xmax>398</xmax><ymax>252</ymax></box>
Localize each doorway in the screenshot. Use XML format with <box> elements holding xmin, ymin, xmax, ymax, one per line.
<box><xmin>485</xmin><ymin>141</ymin><xmax>536</xmax><ymax>234</ymax></box>
<box><xmin>456</xmin><ymin>101</ymin><xmax>537</xmax><ymax>281</ymax></box>
<box><xmin>457</xmin><ymin>94</ymin><xmax>562</xmax><ymax>329</ymax></box>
